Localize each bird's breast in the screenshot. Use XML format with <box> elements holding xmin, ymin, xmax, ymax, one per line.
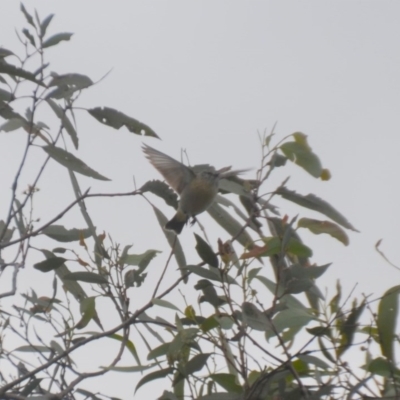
<box><xmin>179</xmin><ymin>178</ymin><xmax>218</xmax><ymax>216</ymax></box>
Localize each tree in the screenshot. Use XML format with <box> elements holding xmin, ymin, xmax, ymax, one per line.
<box><xmin>0</xmin><ymin>5</ymin><xmax>399</xmax><ymax>400</ymax></box>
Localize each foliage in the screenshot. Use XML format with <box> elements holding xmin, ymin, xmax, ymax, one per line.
<box><xmin>0</xmin><ymin>5</ymin><xmax>399</xmax><ymax>400</ymax></box>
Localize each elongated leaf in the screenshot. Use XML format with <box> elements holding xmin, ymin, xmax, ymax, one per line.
<box><xmin>184</xmin><ymin>265</ymin><xmax>237</xmax><ymax>285</ymax></box>
<box><xmin>48</xmin><ymin>73</ymin><xmax>93</xmax><ymax>88</ymax></box>
<box><xmin>272</xmin><ymin>307</ymin><xmax>315</xmax><ymax>334</ymax></box>
<box><xmin>0</xmin><ymin>61</ymin><xmax>45</xmax><ymax>86</ymax></box>
<box><xmin>148</xmin><ymin>343</ymin><xmax>170</xmax><ymax>360</ymax></box>
<box><xmin>242</xmin><ymin>302</ymin><xmax>272</xmax><ymax>332</ymax></box>
<box><xmin>280</xmin><ymin>133</ymin><xmax>323</xmax><ymax>178</ymax></box>
<box><xmin>140</xmin><ymin>180</ymin><xmax>178</xmax><ymax>209</ymax></box>
<box><xmin>276</xmin><ymin>186</ymin><xmax>357</xmax><ymax>231</ymax></box>
<box><xmin>194</xmin><ymin>233</ymin><xmax>218</xmax><ymax>268</ymax></box>
<box><xmin>63</xmin><ymin>272</ymin><xmax>108</xmax><ymax>284</ymax></box>
<box><xmin>338</xmin><ymin>301</ymin><xmax>365</xmax><ymax>356</ymax></box>
<box><xmin>76</xmin><ymin>297</ymin><xmax>96</xmax><ymax>329</ymax></box>
<box><xmin>108</xmin><ymin>333</ymin><xmax>140</xmax><ymax>365</ymax></box>
<box><xmin>199</xmin><ymin>394</ymin><xmax>242</xmax><ymax>400</ymax></box>
<box><xmin>22</xmin><ymin>28</ymin><xmax>36</xmax><ymax>47</ymax></box>
<box><xmin>209</xmin><ymin>373</ymin><xmax>243</xmax><ymax>394</ymax></box>
<box><xmin>207</xmin><ymin>202</ymin><xmax>253</xmax><ymax>248</ymax></box>
<box><xmin>15</xmin><ymin>345</ymin><xmax>50</xmax><ymax>353</ymax></box>
<box><xmin>34</xmin><ymin>257</ymin><xmax>66</xmax><ymax>272</ymax></box>
<box><xmin>42</xmin><ymin>32</ymin><xmax>73</xmax><ymax>48</ymax></box>
<box><xmin>0</xmin><ymin>48</ymin><xmax>15</xmax><ymax>58</ymax></box>
<box><xmin>135</xmin><ymin>368</ymin><xmax>174</xmax><ymax>392</ymax></box>
<box><xmin>40</xmin><ymin>14</ymin><xmax>54</xmax><ymax>38</ymax></box>
<box><xmin>0</xmin><ymin>118</ymin><xmax>26</xmax><ymax>132</ymax></box>
<box><xmin>152</xmin><ymin>298</ymin><xmax>180</xmax><ymax>311</ymax></box>
<box><xmin>377</xmin><ymin>286</ymin><xmax>400</xmax><ymax>361</ymax></box>
<box><xmin>42</xmin><ymin>225</ymin><xmax>93</xmax><ymax>242</ymax></box>
<box><xmin>46</xmin><ymin>73</ymin><xmax>93</xmax><ymax>99</ymax></box>
<box><xmin>152</xmin><ymin>206</ymin><xmax>187</xmax><ymax>281</ymax></box>
<box><xmin>121</xmin><ymin>249</ymin><xmax>159</xmax><ymax>271</ymax></box>
<box><xmin>297</xmin><ymin>354</ymin><xmax>330</xmax><ymax>369</ymax></box>
<box><xmin>88</xmin><ymin>106</ymin><xmax>159</xmax><ymax>138</ymax></box>
<box><xmin>184</xmin><ymin>353</ymin><xmax>211</xmax><ymax>376</ymax></box>
<box><xmin>20</xmin><ymin>4</ymin><xmax>35</xmax><ymax>27</ymax></box>
<box><xmin>46</xmin><ymin>99</ymin><xmax>78</xmax><ymax>148</ymax></box>
<box><xmin>43</xmin><ymin>145</ymin><xmax>110</xmax><ymax>181</ymax></box>
<box><xmin>298</xmin><ymin>217</ymin><xmax>349</xmax><ymax>245</ymax></box>
<box><xmin>366</xmin><ymin>357</ymin><xmax>399</xmax><ymax>377</ymax></box>
<box><xmin>286</xmin><ymin>238</ymin><xmax>313</xmax><ymax>257</ymax></box>
<box><xmin>0</xmin><ymin>88</ymin><xmax>13</xmax><ymax>101</ymax></box>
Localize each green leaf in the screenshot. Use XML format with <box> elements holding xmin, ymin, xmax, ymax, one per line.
<box><xmin>268</xmin><ymin>152</ymin><xmax>287</xmax><ymax>167</ymax></box>
<box><xmin>307</xmin><ymin>326</ymin><xmax>331</xmax><ymax>337</ymax></box>
<box><xmin>0</xmin><ymin>48</ymin><xmax>15</xmax><ymax>58</ymax></box>
<box><xmin>285</xmin><ymin>263</ymin><xmax>330</xmax><ymax>280</ymax></box>
<box><xmin>286</xmin><ymin>238</ymin><xmax>313</xmax><ymax>257</ymax></box>
<box><xmin>0</xmin><ymin>117</ymin><xmax>26</xmax><ymax>132</ymax></box>
<box><xmin>135</xmin><ymin>368</ymin><xmax>174</xmax><ymax>392</ymax></box>
<box><xmin>285</xmin><ymin>278</ymin><xmax>314</xmax><ymax>294</ymax></box>
<box><xmin>106</xmin><ymin>365</ymin><xmax>153</xmax><ymax>373</ymax></box>
<box><xmin>121</xmin><ymin>249</ymin><xmax>159</xmax><ymax>272</ymax></box>
<box><xmin>152</xmin><ymin>298</ymin><xmax>180</xmax><ymax>312</ymax></box>
<box><xmin>63</xmin><ymin>272</ymin><xmax>108</xmax><ymax>284</ymax></box>
<box><xmin>46</xmin><ymin>99</ymin><xmax>78</xmax><ymax>148</ymax></box>
<box><xmin>40</xmin><ymin>14</ymin><xmax>54</xmax><ymax>38</ymax></box>
<box><xmin>15</xmin><ymin>345</ymin><xmax>50</xmax><ymax>352</ymax></box>
<box><xmin>318</xmin><ymin>337</ymin><xmax>335</xmax><ymax>363</ymax></box>
<box><xmin>338</xmin><ymin>301</ymin><xmax>365</xmax><ymax>356</ymax></box>
<box><xmin>242</xmin><ymin>302</ymin><xmax>272</xmax><ymax>332</ymax></box>
<box><xmin>377</xmin><ymin>286</ymin><xmax>400</xmax><ymax>361</ymax></box>
<box><xmin>20</xmin><ymin>4</ymin><xmax>35</xmax><ymax>27</ymax></box>
<box><xmin>195</xmin><ymin>279</ymin><xmax>225</xmax><ymax>308</ymax></box>
<box><xmin>42</xmin><ymin>145</ymin><xmax>110</xmax><ymax>181</ymax></box>
<box><xmin>46</xmin><ymin>73</ymin><xmax>93</xmax><ymax>99</ymax></box>
<box><xmin>209</xmin><ymin>373</ymin><xmax>243</xmax><ymax>394</ymax></box>
<box><xmin>260</xmin><ymin>236</ymin><xmax>282</xmax><ymax>256</ymax></box>
<box><xmin>184</xmin><ymin>353</ymin><xmax>211</xmax><ymax>376</ymax></box>
<box><xmin>22</xmin><ymin>28</ymin><xmax>36</xmax><ymax>47</ymax></box>
<box><xmin>0</xmin><ymin>220</ymin><xmax>14</xmax><ymax>243</ymax></box>
<box><xmin>276</xmin><ymin>186</ymin><xmax>357</xmax><ymax>231</ymax></box>
<box><xmin>42</xmin><ymin>32</ymin><xmax>73</xmax><ymax>48</ymax></box>
<box><xmin>272</xmin><ymin>307</ymin><xmax>315</xmax><ymax>334</ymax></box>
<box><xmin>140</xmin><ymin>180</ymin><xmax>178</xmax><ymax>209</ymax></box>
<box><xmin>34</xmin><ymin>257</ymin><xmax>66</xmax><ymax>272</ymax></box>
<box><xmin>152</xmin><ymin>206</ymin><xmax>187</xmax><ymax>281</ymax></box>
<box><xmin>76</xmin><ymin>297</ymin><xmax>96</xmax><ymax>329</ymax></box>
<box><xmin>200</xmin><ymin>315</ymin><xmax>219</xmax><ymax>332</ymax></box>
<box><xmin>194</xmin><ymin>234</ymin><xmax>218</xmax><ymax>268</ymax></box>
<box><xmin>207</xmin><ymin>202</ymin><xmax>253</xmax><ymax>248</ymax></box>
<box><xmin>366</xmin><ymin>357</ymin><xmax>399</xmax><ymax>377</ymax></box>
<box><xmin>48</xmin><ymin>73</ymin><xmax>93</xmax><ymax>89</ymax></box>
<box><xmin>298</xmin><ymin>217</ymin><xmax>349</xmax><ymax>246</ymax></box>
<box><xmin>147</xmin><ymin>343</ymin><xmax>170</xmax><ymax>360</ymax></box>
<box><xmin>184</xmin><ymin>265</ymin><xmax>237</xmax><ymax>285</ymax></box>
<box><xmin>198</xmin><ymin>394</ymin><xmax>242</xmax><ymax>400</ymax></box>
<box><xmin>88</xmin><ymin>107</ymin><xmax>159</xmax><ymax>138</ymax></box>
<box><xmin>108</xmin><ymin>333</ymin><xmax>140</xmax><ymax>365</ymax></box>
<box><xmin>297</xmin><ymin>354</ymin><xmax>330</xmax><ymax>370</ymax></box>
<box><xmin>280</xmin><ymin>133</ymin><xmax>323</xmax><ymax>178</ymax></box>
<box><xmin>0</xmin><ymin>88</ymin><xmax>13</xmax><ymax>102</ymax></box>
<box><xmin>42</xmin><ymin>225</ymin><xmax>93</xmax><ymax>242</ymax></box>
<box><xmin>0</xmin><ymin>61</ymin><xmax>45</xmax><ymax>86</ymax></box>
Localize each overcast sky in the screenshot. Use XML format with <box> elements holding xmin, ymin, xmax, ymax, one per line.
<box><xmin>1</xmin><ymin>1</ymin><xmax>400</xmax><ymax>398</ymax></box>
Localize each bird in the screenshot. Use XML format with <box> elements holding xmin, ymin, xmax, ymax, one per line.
<box><xmin>142</xmin><ymin>144</ymin><xmax>245</xmax><ymax>234</ymax></box>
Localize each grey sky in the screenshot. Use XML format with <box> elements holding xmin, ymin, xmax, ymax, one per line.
<box><xmin>1</xmin><ymin>1</ymin><xmax>400</xmax><ymax>398</ymax></box>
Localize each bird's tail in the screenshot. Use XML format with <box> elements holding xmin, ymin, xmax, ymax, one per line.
<box><xmin>165</xmin><ymin>211</ymin><xmax>188</xmax><ymax>234</ymax></box>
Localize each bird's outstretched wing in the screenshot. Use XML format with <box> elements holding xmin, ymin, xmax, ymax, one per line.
<box><xmin>142</xmin><ymin>144</ymin><xmax>195</xmax><ymax>194</ymax></box>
